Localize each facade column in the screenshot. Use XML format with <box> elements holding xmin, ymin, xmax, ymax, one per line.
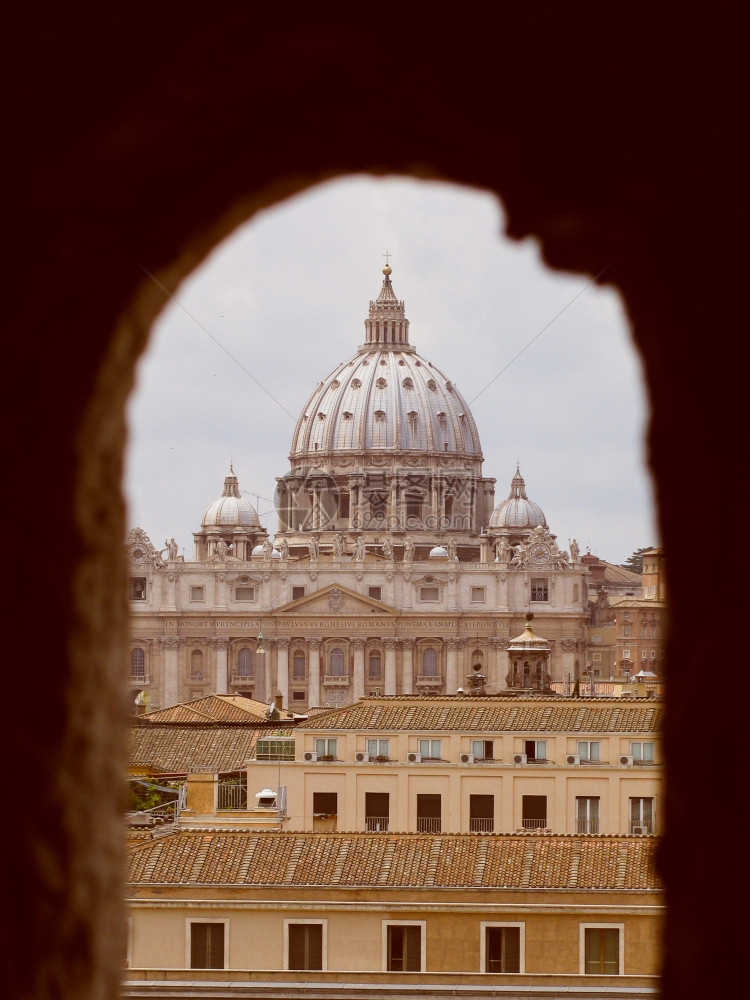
<box><xmin>446</xmin><ymin>638</ymin><xmax>459</xmax><ymax>694</ymax></box>
<box><xmin>352</xmin><ymin>639</ymin><xmax>365</xmax><ymax>701</ymax></box>
<box><xmin>166</xmin><ymin>571</ymin><xmax>178</xmax><ymax>611</ymax></box>
<box><xmin>401</xmin><ymin>639</ymin><xmax>414</xmax><ymax>695</ymax></box>
<box><xmin>308</xmin><ymin>639</ymin><xmax>321</xmax><ymax>708</ymax></box>
<box><xmin>213</xmin><ymin>638</ymin><xmax>228</xmax><ymax>694</ymax></box>
<box><xmin>216</xmin><ymin>572</ymin><xmax>227</xmax><ymax>611</ymax></box>
<box><xmin>276</xmin><ymin>638</ymin><xmax>289</xmax><ymax>708</ymax></box>
<box><xmin>384</xmin><ymin>638</ymin><xmax>397</xmax><ymax>695</ymax></box>
<box><xmin>161</xmin><ymin>635</ymin><xmax>183</xmax><ymax>708</ymax></box>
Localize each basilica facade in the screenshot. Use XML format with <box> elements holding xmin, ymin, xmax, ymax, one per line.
<box><xmin>127</xmin><ymin>266</ymin><xmax>589</xmax><ymax>712</ymax></box>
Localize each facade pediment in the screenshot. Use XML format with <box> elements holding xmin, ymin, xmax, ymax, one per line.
<box><xmin>274</xmin><ymin>584</ymin><xmax>397</xmax><ymax>617</ymax></box>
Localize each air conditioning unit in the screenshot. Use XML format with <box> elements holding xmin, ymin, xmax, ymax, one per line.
<box><xmin>513</xmin><ymin>753</ymin><xmax>527</xmax><ymax>765</ymax></box>
<box><xmin>566</xmin><ymin>754</ymin><xmax>581</xmax><ymax>765</ymax></box>
<box><xmin>632</xmin><ymin>825</ymin><xmax>648</xmax><ymax>835</ymax></box>
<box><xmin>407</xmin><ymin>752</ymin><xmax>422</xmax><ymax>763</ymax></box>
<box><xmin>355</xmin><ymin>752</ymin><xmax>371</xmax><ymax>763</ymax></box>
<box><xmin>460</xmin><ymin>753</ymin><xmax>475</xmax><ymax>764</ymax></box>
<box><xmin>619</xmin><ymin>755</ymin><xmax>634</xmax><ymax>766</ymax></box>
<box><xmin>303</xmin><ymin>751</ymin><xmax>318</xmax><ymax>762</ymax></box>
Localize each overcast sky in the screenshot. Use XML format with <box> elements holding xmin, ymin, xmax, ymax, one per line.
<box><xmin>125</xmin><ymin>176</ymin><xmax>658</xmax><ymax>568</ymax></box>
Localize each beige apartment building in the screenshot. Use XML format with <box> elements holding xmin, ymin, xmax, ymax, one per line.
<box><xmin>124</xmin><ymin>828</ymin><xmax>662</xmax><ymax>995</ymax></box>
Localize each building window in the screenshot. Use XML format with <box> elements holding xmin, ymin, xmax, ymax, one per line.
<box><xmin>630</xmin><ymin>741</ymin><xmax>654</xmax><ymax>762</ymax></box>
<box><xmin>471</xmin><ymin>587</ymin><xmax>486</xmax><ymax>603</ymax></box>
<box><xmin>623</xmin><ymin>649</ymin><xmax>631</xmax><ymax>660</ymax></box>
<box><xmin>366</xmin><ymin>738</ymin><xmax>390</xmax><ymax>759</ymax></box>
<box><xmin>129</xmin><ymin>577</ymin><xmax>146</xmax><ymax>601</ymax></box>
<box><xmin>420</xmin><ymin>586</ymin><xmax>439</xmax><ymax>602</ymax></box>
<box><xmin>592</xmin><ymin>635</ymin><xmax>603</xmax><ymax>644</ymax></box>
<box><xmin>130</xmin><ymin>648</ymin><xmax>146</xmax><ymax>681</ymax></box>
<box><xmin>189</xmin><ymin>921</ymin><xmax>226</xmax><ymax>969</ymax></box>
<box><xmin>190</xmin><ymin>649</ymin><xmax>204</xmax><ymax>681</ymax></box>
<box><xmin>286</xmin><ymin>922</ymin><xmax>325</xmax><ymax>971</ymax></box>
<box><xmin>328</xmin><ymin>647</ymin><xmax>346</xmax><ymax>676</ymax></box>
<box><xmin>470</xmin><ymin>794</ymin><xmax>494</xmax><ymax>832</ymax></box>
<box><xmin>365</xmin><ymin>791</ymin><xmax>389</xmax><ymax>831</ymax></box>
<box><xmin>418</xmin><ymin>738</ymin><xmax>442</xmax><ymax>760</ymax></box>
<box><xmin>338</xmin><ymin>493</ymin><xmax>350</xmax><ymax>519</ymax></box>
<box><xmin>234</xmin><ymin>586</ymin><xmax>255</xmax><ymax>601</ymax></box>
<box><xmin>368</xmin><ymin>650</ymin><xmax>382</xmax><ymax>679</ymax></box>
<box><xmin>292</xmin><ymin>690</ymin><xmax>306</xmax><ymax>702</ymax></box>
<box><xmin>522</xmin><ymin>795</ymin><xmax>547</xmax><ymax>830</ymax></box>
<box><xmin>577</xmin><ymin>740</ymin><xmax>600</xmax><ymax>761</ymax></box>
<box><xmin>622</xmin><ymin>624</ymin><xmax>632</xmax><ymax>637</ymax></box>
<box><xmin>292</xmin><ymin>651</ymin><xmax>306</xmax><ymax>679</ymax></box>
<box><xmin>313</xmin><ymin>791</ymin><xmax>337</xmax><ymax>818</ymax></box>
<box><xmin>576</xmin><ymin>796</ymin><xmax>600</xmax><ymax>834</ymax></box>
<box><xmin>592</xmin><ymin>652</ymin><xmax>602</xmax><ymax>661</ymax></box>
<box><xmin>422</xmin><ymin>648</ymin><xmax>439</xmax><ymax>675</ymax></box>
<box><xmin>368</xmin><ymin>586</ymin><xmax>382</xmax><ymax>601</ymax></box>
<box><xmin>482</xmin><ymin>924</ymin><xmax>522</xmax><ymax>973</ymax></box>
<box><xmin>471</xmin><ymin>739</ymin><xmax>494</xmax><ymax>760</ymax></box>
<box><xmin>237</xmin><ymin>647</ymin><xmax>253</xmax><ymax>678</ymax></box>
<box><xmin>189</xmin><ymin>586</ymin><xmax>204</xmax><ymax>602</ymax></box>
<box><xmin>256</xmin><ymin>737</ymin><xmax>295</xmax><ymax>760</ymax></box>
<box><xmin>416</xmin><ymin>793</ymin><xmax>441</xmax><ymax>833</ymax></box>
<box><xmin>581</xmin><ymin>925</ymin><xmax>622</xmax><ymax>975</ymax></box>
<box><xmin>292</xmin><ymin>586</ymin><xmax>305</xmax><ymax>601</ymax></box>
<box><xmin>405</xmin><ymin>493</ymin><xmax>422</xmax><ymax>519</ymax></box>
<box><xmin>530</xmin><ymin>578</ymin><xmax>548</xmax><ymax>601</ymax></box>
<box><xmin>314</xmin><ymin>738</ymin><xmax>338</xmax><ymax>759</ymax></box>
<box><xmin>385</xmin><ymin>922</ymin><xmax>423</xmax><ymax>972</ymax></box>
<box><xmin>523</xmin><ymin>739</ymin><xmax>547</xmax><ymax>762</ymax></box>
<box><xmin>629</xmin><ymin>797</ymin><xmax>654</xmax><ymax>833</ymax></box>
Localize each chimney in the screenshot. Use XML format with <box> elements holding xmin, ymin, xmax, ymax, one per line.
<box><xmin>275</xmin><ymin>691</ymin><xmax>284</xmax><ymax>713</ymax></box>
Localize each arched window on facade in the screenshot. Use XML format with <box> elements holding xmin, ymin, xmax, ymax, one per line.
<box><xmin>130</xmin><ymin>647</ymin><xmax>145</xmax><ymax>680</ymax></box>
<box><xmin>422</xmin><ymin>647</ymin><xmax>438</xmax><ymax>676</ymax></box>
<box><xmin>237</xmin><ymin>647</ymin><xmax>253</xmax><ymax>678</ymax></box>
<box><xmin>368</xmin><ymin>650</ymin><xmax>382</xmax><ymax>679</ymax></box>
<box><xmin>329</xmin><ymin>647</ymin><xmax>346</xmax><ymax>676</ymax></box>
<box><xmin>292</xmin><ymin>651</ymin><xmax>306</xmax><ymax>680</ymax></box>
<box><xmin>190</xmin><ymin>648</ymin><xmax>204</xmax><ymax>680</ymax></box>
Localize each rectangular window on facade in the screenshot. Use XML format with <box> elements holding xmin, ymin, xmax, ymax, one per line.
<box><xmin>623</xmin><ymin>649</ymin><xmax>631</xmax><ymax>660</ymax></box>
<box><xmin>234</xmin><ymin>586</ymin><xmax>255</xmax><ymax>601</ymax></box>
<box><xmin>629</xmin><ymin>796</ymin><xmax>654</xmax><ymax>833</ymax></box>
<box><xmin>129</xmin><ymin>577</ymin><xmax>147</xmax><ymax>601</ymax></box>
<box><xmin>523</xmin><ymin>739</ymin><xmax>547</xmax><ymax>761</ymax></box>
<box><xmin>582</xmin><ymin>925</ymin><xmax>622</xmax><ymax>975</ymax></box>
<box><xmin>365</xmin><ymin>791</ymin><xmax>390</xmax><ymax>832</ymax></box>
<box><xmin>416</xmin><ymin>793</ymin><xmax>441</xmax><ymax>833</ymax></box>
<box><xmin>483</xmin><ymin>924</ymin><xmax>522</xmax><ymax>973</ymax></box>
<box><xmin>292</xmin><ymin>690</ymin><xmax>306</xmax><ymax>701</ymax></box>
<box><xmin>189</xmin><ymin>586</ymin><xmax>204</xmax><ymax>602</ymax></box>
<box><xmin>420</xmin><ymin>586</ymin><xmax>440</xmax><ymax>602</ymax></box>
<box><xmin>287</xmin><ymin>922</ymin><xmax>324</xmax><ymax>971</ymax></box>
<box><xmin>292</xmin><ymin>586</ymin><xmax>305</xmax><ymax>601</ymax></box>
<box><xmin>385</xmin><ymin>923</ymin><xmax>423</xmax><ymax>972</ymax></box>
<box><xmin>522</xmin><ymin>794</ymin><xmax>547</xmax><ymax>830</ymax></box>
<box><xmin>366</xmin><ymin>738</ymin><xmax>390</xmax><ymax>759</ymax></box>
<box><xmin>256</xmin><ymin>738</ymin><xmax>295</xmax><ymax>760</ymax></box>
<box><xmin>471</xmin><ymin>586</ymin><xmax>486</xmax><ymax>603</ymax></box>
<box><xmin>312</xmin><ymin>791</ymin><xmax>337</xmax><ymax>817</ymax></box>
<box><xmin>577</xmin><ymin>740</ymin><xmax>600</xmax><ymax>761</ymax></box>
<box><xmin>630</xmin><ymin>741</ymin><xmax>654</xmax><ymax>762</ymax></box>
<box><xmin>314</xmin><ymin>738</ymin><xmax>338</xmax><ymax>759</ymax></box>
<box><xmin>471</xmin><ymin>739</ymin><xmax>494</xmax><ymax>760</ymax></box>
<box><xmin>368</xmin><ymin>586</ymin><xmax>383</xmax><ymax>601</ymax></box>
<box><xmin>576</xmin><ymin>796</ymin><xmax>600</xmax><ymax>833</ymax></box>
<box><xmin>189</xmin><ymin>922</ymin><xmax>226</xmax><ymax>969</ymax></box>
<box><xmin>530</xmin><ymin>578</ymin><xmax>548</xmax><ymax>601</ymax></box>
<box><xmin>292</xmin><ymin>652</ymin><xmax>306</xmax><ymax>679</ymax></box>
<box><xmin>470</xmin><ymin>794</ymin><xmax>494</xmax><ymax>832</ymax></box>
<box><xmin>592</xmin><ymin>652</ymin><xmax>602</xmax><ymax>661</ymax></box>
<box><xmin>418</xmin><ymin>738</ymin><xmax>442</xmax><ymax>759</ymax></box>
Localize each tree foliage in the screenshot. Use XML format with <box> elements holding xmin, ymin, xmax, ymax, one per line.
<box><xmin>620</xmin><ymin>547</ymin><xmax>652</xmax><ymax>574</ymax></box>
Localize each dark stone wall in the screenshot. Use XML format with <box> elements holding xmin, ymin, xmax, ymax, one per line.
<box><xmin>3</xmin><ymin>9</ymin><xmax>743</xmax><ymax>998</ymax></box>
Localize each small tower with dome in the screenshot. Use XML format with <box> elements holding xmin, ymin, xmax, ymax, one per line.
<box><xmin>193</xmin><ymin>466</ymin><xmax>268</xmax><ymax>561</ymax></box>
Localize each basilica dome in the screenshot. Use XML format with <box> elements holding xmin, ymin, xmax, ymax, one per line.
<box><xmin>289</xmin><ymin>266</ymin><xmax>483</xmax><ymax>461</ymax></box>
<box><xmin>202</xmin><ymin>467</ymin><xmax>260</xmax><ymax>528</ymax></box>
<box><xmin>489</xmin><ymin>466</ymin><xmax>547</xmax><ymax>530</ymax></box>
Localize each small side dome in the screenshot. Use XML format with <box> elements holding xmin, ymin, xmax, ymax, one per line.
<box><xmin>251</xmin><ymin>543</ymin><xmax>265</xmax><ymax>557</ymax></box>
<box><xmin>202</xmin><ymin>467</ymin><xmax>260</xmax><ymax>528</ymax></box>
<box><xmin>428</xmin><ymin>545</ymin><xmax>449</xmax><ymax>560</ymax></box>
<box><xmin>489</xmin><ymin>466</ymin><xmax>547</xmax><ymax>530</ymax></box>
<box><xmin>270</xmin><ymin>547</ymin><xmax>281</xmax><ymax>559</ymax></box>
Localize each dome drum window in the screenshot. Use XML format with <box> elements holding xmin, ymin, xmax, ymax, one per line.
<box><xmin>426</xmin><ymin>378</ymin><xmax>437</xmax><ymax>390</ymax></box>
<box><xmin>376</xmin><ymin>377</ymin><xmax>387</xmax><ymax>388</ymax></box>
<box><xmin>403</xmin><ymin>377</ymin><xmax>414</xmax><ymax>388</ymax></box>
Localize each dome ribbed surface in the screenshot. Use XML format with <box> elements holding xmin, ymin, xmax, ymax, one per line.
<box><xmin>490</xmin><ymin>467</ymin><xmax>547</xmax><ymax>529</ymax></box>
<box><xmin>201</xmin><ymin>469</ymin><xmax>259</xmax><ymax>528</ymax></box>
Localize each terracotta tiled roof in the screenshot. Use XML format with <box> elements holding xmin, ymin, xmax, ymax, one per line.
<box><xmin>299</xmin><ymin>697</ymin><xmax>662</xmax><ymax>734</ymax></box>
<box><xmin>127</xmin><ymin>830</ymin><xmax>661</xmax><ymax>890</ymax></box>
<box><xmin>143</xmin><ymin>694</ymin><xmax>295</xmax><ymax>724</ymax></box>
<box><xmin>128</xmin><ymin>724</ymin><xmax>295</xmax><ymax>774</ymax></box>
